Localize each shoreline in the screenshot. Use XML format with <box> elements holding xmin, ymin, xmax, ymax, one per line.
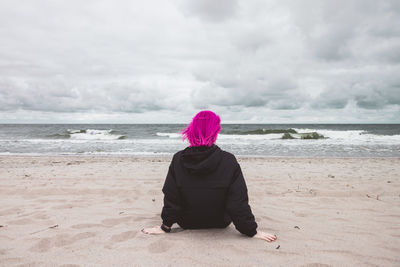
<box><xmin>1</xmin><ymin>154</ymin><xmax>400</xmax><ymax>159</ymax></box>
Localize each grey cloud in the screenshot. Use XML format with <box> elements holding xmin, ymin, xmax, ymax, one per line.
<box><xmin>310</xmin><ymin>82</ymin><xmax>350</xmax><ymax>110</ymax></box>
<box><xmin>352</xmin><ymin>71</ymin><xmax>400</xmax><ymax>109</ymax></box>
<box><xmin>178</xmin><ymin>0</ymin><xmax>238</xmax><ymax>22</ymax></box>
<box><xmin>311</xmin><ymin>32</ymin><xmax>352</xmax><ymax>61</ymax></box>
<box><xmin>230</xmin><ymin>30</ymin><xmax>272</xmax><ymax>53</ymax></box>
<box><xmin>355</xmin><ymin>95</ymin><xmax>385</xmax><ymax>109</ymax></box>
<box><xmin>288</xmin><ymin>0</ymin><xmax>400</xmax><ymax>62</ymax></box>
<box><xmin>355</xmin><ymin>86</ymin><xmax>400</xmax><ymax>109</ymax></box>
<box><xmin>0</xmin><ymin>77</ymin><xmax>187</xmax><ymax>113</ymax></box>
<box><xmin>313</xmin><ymin>98</ymin><xmax>348</xmax><ymax>110</ymax></box>
<box><xmin>191</xmin><ymin>69</ymin><xmax>305</xmax><ymax>110</ymax></box>
<box><xmin>0</xmin><ymin>0</ymin><xmax>399</xmax><ymax>122</ymax></box>
<box><xmin>310</xmin><ymin>68</ymin><xmax>400</xmax><ymax>110</ymax></box>
<box><xmin>191</xmin><ymin>85</ymin><xmax>269</xmax><ymax>108</ymax></box>
<box><xmin>268</xmin><ymin>100</ymin><xmax>304</xmax><ymax>110</ymax></box>
<box><xmin>373</xmin><ymin>43</ymin><xmax>400</xmax><ymax>64</ymax></box>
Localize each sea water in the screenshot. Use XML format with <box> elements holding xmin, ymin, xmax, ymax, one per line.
<box><xmin>0</xmin><ymin>124</ymin><xmax>399</xmax><ymax>157</ymax></box>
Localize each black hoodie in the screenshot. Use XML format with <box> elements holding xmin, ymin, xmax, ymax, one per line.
<box><xmin>161</xmin><ymin>144</ymin><xmax>258</xmax><ymax>237</ymax></box>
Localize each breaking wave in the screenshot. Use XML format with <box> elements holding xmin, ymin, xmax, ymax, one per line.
<box><xmin>48</xmin><ymin>129</ymin><xmax>126</xmax><ymax>140</ymax></box>
<box><xmin>223</xmin><ymin>128</ymin><xmax>297</xmax><ymax>135</ymax></box>
<box><xmin>156</xmin><ymin>128</ymin><xmax>326</xmax><ymax>140</ymax></box>
<box><xmin>156</xmin><ymin>132</ymin><xmax>181</xmax><ymax>138</ymax></box>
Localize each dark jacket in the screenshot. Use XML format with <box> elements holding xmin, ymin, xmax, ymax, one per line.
<box><xmin>161</xmin><ymin>144</ymin><xmax>258</xmax><ymax>237</ymax></box>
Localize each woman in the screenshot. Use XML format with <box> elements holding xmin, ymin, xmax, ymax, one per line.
<box><xmin>142</xmin><ymin>110</ymin><xmax>277</xmax><ymax>243</ymax></box>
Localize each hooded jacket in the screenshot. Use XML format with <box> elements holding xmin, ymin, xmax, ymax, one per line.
<box><xmin>161</xmin><ymin>144</ymin><xmax>258</xmax><ymax>237</ymax></box>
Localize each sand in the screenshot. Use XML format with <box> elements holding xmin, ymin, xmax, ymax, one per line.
<box><xmin>0</xmin><ymin>155</ymin><xmax>399</xmax><ymax>267</ymax></box>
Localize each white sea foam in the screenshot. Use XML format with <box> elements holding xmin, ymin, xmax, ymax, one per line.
<box><xmin>78</xmin><ymin>151</ymin><xmax>173</xmax><ymax>156</ymax></box>
<box><xmin>154</xmin><ymin>129</ymin><xmax>400</xmax><ymax>145</ymax></box>
<box><xmin>67</xmin><ymin>129</ymin><xmax>84</xmax><ymax>134</ymax></box>
<box><xmin>1</xmin><ymin>125</ymin><xmax>399</xmax><ymax>157</ymax></box>
<box><xmin>156</xmin><ymin>132</ymin><xmax>181</xmax><ymax>138</ymax></box>
<box><xmin>156</xmin><ymin>132</ymin><xmax>283</xmax><ymax>140</ymax></box>
<box><xmin>292</xmin><ymin>128</ymin><xmax>400</xmax><ymax>145</ymax></box>
<box><xmin>68</xmin><ymin>129</ymin><xmax>125</xmax><ymax>140</ymax></box>
<box><xmin>218</xmin><ymin>133</ymin><xmax>282</xmax><ymax>140</ymax></box>
<box><xmin>0</xmin><ymin>138</ymin><xmax>181</xmax><ymax>145</ymax></box>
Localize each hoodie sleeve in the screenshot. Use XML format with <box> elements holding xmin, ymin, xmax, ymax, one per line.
<box><xmin>161</xmin><ymin>160</ymin><xmax>182</xmax><ymax>227</ymax></box>
<box><xmin>226</xmin><ymin>162</ymin><xmax>258</xmax><ymax>237</ymax></box>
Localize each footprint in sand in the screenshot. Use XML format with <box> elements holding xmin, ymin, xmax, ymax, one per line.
<box><xmin>0</xmin><ymin>208</ymin><xmax>23</xmax><ymax>216</ymax></box>
<box><xmin>51</xmin><ymin>204</ymin><xmax>79</xmax><ymax>209</ymax></box>
<box><xmin>293</xmin><ymin>212</ymin><xmax>308</xmax><ymax>218</ymax></box>
<box><xmin>101</xmin><ymin>216</ymin><xmax>133</xmax><ymax>227</ymax></box>
<box><xmin>119</xmin><ymin>198</ymin><xmax>134</xmax><ymax>204</ymax></box>
<box><xmin>13</xmin><ymin>261</ymin><xmax>45</xmax><ymax>267</ymax></box>
<box><xmin>6</xmin><ymin>218</ymin><xmax>34</xmax><ymax>225</ymax></box>
<box><xmin>30</xmin><ymin>238</ymin><xmax>52</xmax><ymax>253</ymax></box>
<box><xmin>146</xmin><ymin>189</ymin><xmax>160</xmax><ymax>195</ymax></box>
<box><xmin>301</xmin><ymin>264</ymin><xmax>332</xmax><ymax>267</ymax></box>
<box><xmin>0</xmin><ymin>248</ymin><xmax>11</xmax><ymax>255</ymax></box>
<box><xmin>30</xmin><ymin>232</ymin><xmax>96</xmax><ymax>253</ymax></box>
<box><xmin>147</xmin><ymin>239</ymin><xmax>172</xmax><ymax>253</ymax></box>
<box><xmin>0</xmin><ymin>235</ymin><xmax>13</xmax><ymax>241</ymax></box>
<box><xmin>54</xmin><ymin>232</ymin><xmax>97</xmax><ymax>247</ymax></box>
<box><xmin>0</xmin><ymin>257</ymin><xmax>23</xmax><ymax>265</ymax></box>
<box><xmin>71</xmin><ymin>223</ymin><xmax>105</xmax><ymax>229</ymax></box>
<box><xmin>110</xmin><ymin>231</ymin><xmax>137</xmax><ymax>243</ymax></box>
<box><xmin>33</xmin><ymin>214</ymin><xmax>50</xmax><ymax>220</ymax></box>
<box><xmin>261</xmin><ymin>215</ymin><xmax>282</xmax><ymax>223</ymax></box>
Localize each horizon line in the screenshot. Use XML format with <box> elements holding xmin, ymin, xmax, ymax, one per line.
<box><xmin>1</xmin><ymin>122</ymin><xmax>399</xmax><ymax>125</ymax></box>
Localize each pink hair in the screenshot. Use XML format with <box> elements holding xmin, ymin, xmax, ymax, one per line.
<box><xmin>181</xmin><ymin>110</ymin><xmax>221</xmax><ymax>147</ymax></box>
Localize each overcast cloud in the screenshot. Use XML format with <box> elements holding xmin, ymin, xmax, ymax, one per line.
<box><xmin>0</xmin><ymin>0</ymin><xmax>399</xmax><ymax>123</ymax></box>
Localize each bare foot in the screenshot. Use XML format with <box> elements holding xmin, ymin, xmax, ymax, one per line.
<box><xmin>141</xmin><ymin>225</ymin><xmax>166</xmax><ymax>235</ymax></box>
<box><xmin>253</xmin><ymin>231</ymin><xmax>277</xmax><ymax>242</ymax></box>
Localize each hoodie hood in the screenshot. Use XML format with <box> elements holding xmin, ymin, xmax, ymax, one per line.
<box><xmin>180</xmin><ymin>144</ymin><xmax>222</xmax><ymax>175</ymax></box>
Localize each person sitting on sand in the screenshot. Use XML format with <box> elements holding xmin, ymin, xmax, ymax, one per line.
<box><xmin>142</xmin><ymin>110</ymin><xmax>277</xmax><ymax>243</ymax></box>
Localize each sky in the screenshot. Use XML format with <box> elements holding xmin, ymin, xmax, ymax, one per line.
<box><xmin>0</xmin><ymin>0</ymin><xmax>399</xmax><ymax>123</ymax></box>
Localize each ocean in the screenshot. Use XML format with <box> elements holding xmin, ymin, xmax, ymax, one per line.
<box><xmin>0</xmin><ymin>124</ymin><xmax>399</xmax><ymax>157</ymax></box>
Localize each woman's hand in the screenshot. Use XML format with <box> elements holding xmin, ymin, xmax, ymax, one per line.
<box><xmin>253</xmin><ymin>231</ymin><xmax>277</xmax><ymax>242</ymax></box>
<box><xmin>141</xmin><ymin>225</ymin><xmax>166</xmax><ymax>235</ymax></box>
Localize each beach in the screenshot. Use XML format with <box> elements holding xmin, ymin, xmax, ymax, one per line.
<box><xmin>0</xmin><ymin>155</ymin><xmax>399</xmax><ymax>267</ymax></box>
